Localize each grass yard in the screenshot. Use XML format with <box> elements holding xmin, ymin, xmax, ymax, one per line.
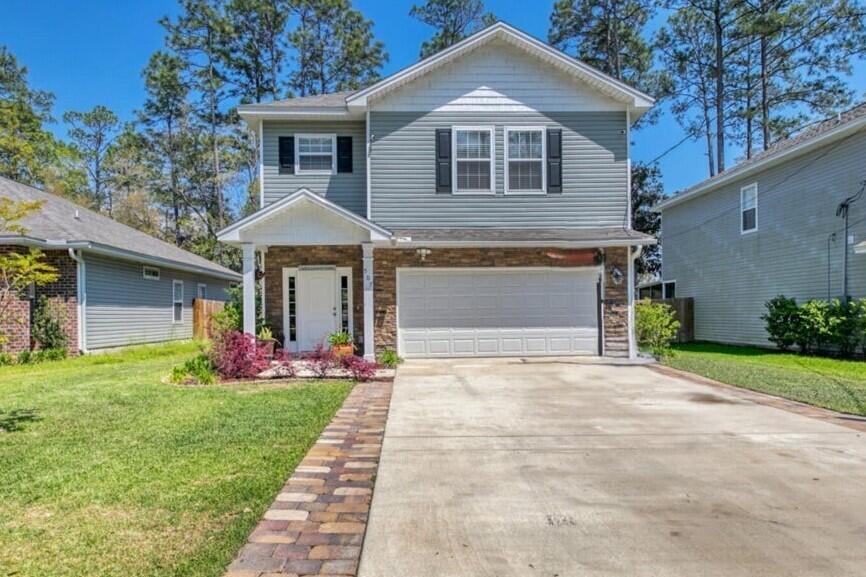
<box><xmin>0</xmin><ymin>342</ymin><xmax>353</xmax><ymax>577</ymax></box>
<box><xmin>664</xmin><ymin>342</ymin><xmax>866</xmax><ymax>416</ymax></box>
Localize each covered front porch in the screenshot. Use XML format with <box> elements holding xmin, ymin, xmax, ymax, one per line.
<box><xmin>218</xmin><ymin>188</ymin><xmax>388</xmax><ymax>359</ymax></box>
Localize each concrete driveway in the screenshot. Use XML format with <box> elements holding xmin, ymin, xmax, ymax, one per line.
<box><xmin>359</xmin><ymin>358</ymin><xmax>866</xmax><ymax>577</ymax></box>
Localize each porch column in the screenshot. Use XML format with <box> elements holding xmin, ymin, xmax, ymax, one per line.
<box><xmin>362</xmin><ymin>243</ymin><xmax>375</xmax><ymax>360</ymax></box>
<box><xmin>242</xmin><ymin>243</ymin><xmax>256</xmax><ymax>336</ymax></box>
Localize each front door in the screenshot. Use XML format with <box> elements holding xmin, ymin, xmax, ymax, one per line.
<box><xmin>298</xmin><ymin>268</ymin><xmax>337</xmax><ymax>351</ymax></box>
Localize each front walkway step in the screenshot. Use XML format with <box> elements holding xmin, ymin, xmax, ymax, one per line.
<box><xmin>224</xmin><ymin>380</ymin><xmax>393</xmax><ymax>577</ymax></box>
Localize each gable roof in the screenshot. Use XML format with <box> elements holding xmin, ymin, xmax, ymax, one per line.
<box><xmin>0</xmin><ymin>177</ymin><xmax>240</xmax><ymax>281</ymax></box>
<box><xmin>217</xmin><ymin>188</ymin><xmax>392</xmax><ymax>243</ymax></box>
<box><xmin>237</xmin><ymin>22</ymin><xmax>654</xmax><ymax>124</ymax></box>
<box><xmin>656</xmin><ymin>102</ymin><xmax>866</xmax><ymax>211</ymax></box>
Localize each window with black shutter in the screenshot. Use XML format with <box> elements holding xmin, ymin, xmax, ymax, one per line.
<box><xmin>547</xmin><ymin>129</ymin><xmax>562</xmax><ymax>193</ymax></box>
<box><xmin>435</xmin><ymin>128</ymin><xmax>452</xmax><ymax>193</ymax></box>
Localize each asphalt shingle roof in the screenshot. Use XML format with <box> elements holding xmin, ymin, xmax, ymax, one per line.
<box><xmin>254</xmin><ymin>90</ymin><xmax>356</xmax><ymax>109</ymax></box>
<box><xmin>0</xmin><ymin>176</ymin><xmax>239</xmax><ymax>279</ymax></box>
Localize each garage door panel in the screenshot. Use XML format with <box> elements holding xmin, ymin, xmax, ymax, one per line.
<box><xmin>397</xmin><ymin>268</ymin><xmax>599</xmax><ymax>358</ymax></box>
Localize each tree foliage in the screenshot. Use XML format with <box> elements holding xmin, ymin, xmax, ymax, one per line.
<box><xmin>631</xmin><ymin>162</ymin><xmax>664</xmax><ymax>276</ymax></box>
<box><xmin>409</xmin><ymin>0</ymin><xmax>496</xmax><ymax>58</ymax></box>
<box><xmin>63</xmin><ymin>105</ymin><xmax>120</xmax><ymax>212</ymax></box>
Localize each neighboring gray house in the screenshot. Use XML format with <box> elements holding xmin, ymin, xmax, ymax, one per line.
<box><xmin>0</xmin><ymin>177</ymin><xmax>240</xmax><ymax>354</ymax></box>
<box><xmin>656</xmin><ymin>104</ymin><xmax>866</xmax><ymax>346</ymax></box>
<box><xmin>218</xmin><ymin>22</ymin><xmax>656</xmax><ymax>359</ymax></box>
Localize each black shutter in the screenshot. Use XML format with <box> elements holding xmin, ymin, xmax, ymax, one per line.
<box><xmin>337</xmin><ymin>136</ymin><xmax>353</xmax><ymax>173</ymax></box>
<box><xmin>547</xmin><ymin>129</ymin><xmax>562</xmax><ymax>193</ymax></box>
<box><xmin>278</xmin><ymin>136</ymin><xmax>294</xmax><ymax>174</ymax></box>
<box><xmin>435</xmin><ymin>128</ymin><xmax>452</xmax><ymax>193</ymax></box>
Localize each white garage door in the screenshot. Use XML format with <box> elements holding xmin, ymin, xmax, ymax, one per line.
<box><xmin>397</xmin><ymin>268</ymin><xmax>600</xmax><ymax>358</ymax></box>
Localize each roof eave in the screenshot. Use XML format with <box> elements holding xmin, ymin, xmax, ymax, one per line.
<box><xmin>376</xmin><ymin>237</ymin><xmax>657</xmax><ymax>249</ymax></box>
<box><xmin>655</xmin><ymin>114</ymin><xmax>866</xmax><ymax>212</ymax></box>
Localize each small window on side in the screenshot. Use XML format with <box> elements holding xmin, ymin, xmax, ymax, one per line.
<box><xmin>172</xmin><ymin>280</ymin><xmax>184</xmax><ymax>323</ymax></box>
<box><xmin>143</xmin><ymin>266</ymin><xmax>160</xmax><ymax>280</ymax></box>
<box><xmin>741</xmin><ymin>183</ymin><xmax>758</xmax><ymax>233</ymax></box>
<box><xmin>197</xmin><ymin>284</ymin><xmax>207</xmax><ymax>299</ymax></box>
<box><xmin>663</xmin><ymin>281</ymin><xmax>676</xmax><ymax>300</ymax></box>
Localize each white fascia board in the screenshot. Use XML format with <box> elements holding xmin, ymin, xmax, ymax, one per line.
<box><xmin>217</xmin><ymin>188</ymin><xmax>392</xmax><ymax>244</ymax></box>
<box><xmin>373</xmin><ymin>238</ymin><xmax>657</xmax><ymax>249</ymax></box>
<box><xmin>655</xmin><ymin>115</ymin><xmax>866</xmax><ymax>212</ymax></box>
<box><xmin>347</xmin><ymin>22</ymin><xmax>654</xmax><ymax>113</ymax></box>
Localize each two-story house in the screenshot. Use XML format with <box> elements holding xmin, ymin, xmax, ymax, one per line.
<box><xmin>655</xmin><ymin>103</ymin><xmax>866</xmax><ymax>346</ymax></box>
<box><xmin>218</xmin><ymin>22</ymin><xmax>655</xmax><ymax>359</ymax></box>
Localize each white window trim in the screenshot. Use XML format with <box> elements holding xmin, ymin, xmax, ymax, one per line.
<box><xmin>197</xmin><ymin>283</ymin><xmax>207</xmax><ymax>299</ymax></box>
<box><xmin>504</xmin><ymin>126</ymin><xmax>547</xmax><ymax>195</ymax></box>
<box><xmin>662</xmin><ymin>280</ymin><xmax>676</xmax><ymax>299</ymax></box>
<box><xmin>740</xmin><ymin>183</ymin><xmax>758</xmax><ymax>234</ymax></box>
<box><xmin>143</xmin><ymin>266</ymin><xmax>160</xmax><ymax>281</ymax></box>
<box><xmin>172</xmin><ymin>280</ymin><xmax>184</xmax><ymax>324</ymax></box>
<box><xmin>295</xmin><ymin>133</ymin><xmax>337</xmax><ymax>175</ymax></box>
<box><xmin>282</xmin><ymin>268</ymin><xmax>299</xmax><ymax>351</ymax></box>
<box><xmin>452</xmin><ymin>125</ymin><xmax>495</xmax><ymax>195</ymax></box>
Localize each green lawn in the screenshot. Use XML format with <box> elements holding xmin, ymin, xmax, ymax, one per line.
<box><xmin>663</xmin><ymin>342</ymin><xmax>866</xmax><ymax>416</ymax></box>
<box><xmin>0</xmin><ymin>342</ymin><xmax>352</xmax><ymax>577</ymax></box>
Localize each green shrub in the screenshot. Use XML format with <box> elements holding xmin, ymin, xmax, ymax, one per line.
<box><xmin>17</xmin><ymin>350</ymin><xmax>32</xmax><ymax>365</ymax></box>
<box><xmin>34</xmin><ymin>348</ymin><xmax>67</xmax><ymax>362</ymax></box>
<box><xmin>376</xmin><ymin>348</ymin><xmax>403</xmax><ymax>368</ymax></box>
<box><xmin>797</xmin><ymin>300</ymin><xmax>832</xmax><ymax>354</ymax></box>
<box><xmin>327</xmin><ymin>331</ymin><xmax>353</xmax><ymax>346</ymax></box>
<box><xmin>826</xmin><ymin>299</ymin><xmax>859</xmax><ymax>357</ymax></box>
<box><xmin>31</xmin><ymin>296</ymin><xmax>68</xmax><ymax>351</ymax></box>
<box><xmin>0</xmin><ymin>352</ymin><xmax>13</xmax><ymax>366</ymax></box>
<box><xmin>170</xmin><ymin>354</ymin><xmax>217</xmax><ymax>385</ymax></box>
<box><xmin>635</xmin><ymin>299</ymin><xmax>680</xmax><ymax>358</ymax></box>
<box><xmin>762</xmin><ymin>296</ymin><xmax>800</xmax><ymax>352</ymax></box>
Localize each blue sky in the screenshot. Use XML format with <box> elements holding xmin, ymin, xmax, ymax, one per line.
<box><xmin>3</xmin><ymin>0</ymin><xmax>865</xmax><ymax>195</ymax></box>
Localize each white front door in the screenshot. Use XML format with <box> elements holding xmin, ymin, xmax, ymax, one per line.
<box><xmin>298</xmin><ymin>268</ymin><xmax>337</xmax><ymax>351</ymax></box>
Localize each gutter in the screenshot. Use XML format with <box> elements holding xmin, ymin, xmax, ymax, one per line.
<box><xmin>628</xmin><ymin>245</ymin><xmax>644</xmax><ymax>359</ymax></box>
<box><xmin>67</xmin><ymin>248</ymin><xmax>87</xmax><ymax>354</ymax></box>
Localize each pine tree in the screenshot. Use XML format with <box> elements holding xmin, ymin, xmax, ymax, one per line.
<box><xmin>287</xmin><ymin>0</ymin><xmax>387</xmax><ymax>96</ymax></box>
<box><xmin>630</xmin><ymin>162</ymin><xmax>664</xmax><ymax>276</ymax></box>
<box><xmin>224</xmin><ymin>0</ymin><xmax>288</xmax><ymax>103</ymax></box>
<box><xmin>549</xmin><ymin>0</ymin><xmax>658</xmax><ymax>93</ymax></box>
<box><xmin>63</xmin><ymin>105</ymin><xmax>120</xmax><ymax>212</ymax></box>
<box><xmin>409</xmin><ymin>0</ymin><xmax>496</xmax><ymax>58</ymax></box>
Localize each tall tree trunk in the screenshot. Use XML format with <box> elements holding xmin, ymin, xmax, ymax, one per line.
<box><xmin>714</xmin><ymin>0</ymin><xmax>725</xmax><ymax>173</ymax></box>
<box><xmin>760</xmin><ymin>33</ymin><xmax>770</xmax><ymax>149</ymax></box>
<box><xmin>207</xmin><ymin>25</ymin><xmax>223</xmax><ymax>228</ymax></box>
<box><xmin>168</xmin><ymin>117</ymin><xmax>181</xmax><ymax>246</ymax></box>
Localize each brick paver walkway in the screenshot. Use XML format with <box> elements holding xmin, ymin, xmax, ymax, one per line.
<box><xmin>225</xmin><ymin>380</ymin><xmax>392</xmax><ymax>577</ymax></box>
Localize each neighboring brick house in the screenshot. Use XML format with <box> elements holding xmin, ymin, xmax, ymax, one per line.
<box><xmin>0</xmin><ymin>177</ymin><xmax>241</xmax><ymax>354</ymax></box>
<box><xmin>218</xmin><ymin>22</ymin><xmax>655</xmax><ymax>359</ymax></box>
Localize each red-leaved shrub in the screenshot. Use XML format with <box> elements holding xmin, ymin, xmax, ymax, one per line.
<box><xmin>307</xmin><ymin>343</ymin><xmax>336</xmax><ymax>378</ymax></box>
<box><xmin>274</xmin><ymin>348</ymin><xmax>297</xmax><ymax>378</ymax></box>
<box><xmin>210</xmin><ymin>330</ymin><xmax>270</xmax><ymax>379</ymax></box>
<box><xmin>341</xmin><ymin>355</ymin><xmax>379</xmax><ymax>382</ymax></box>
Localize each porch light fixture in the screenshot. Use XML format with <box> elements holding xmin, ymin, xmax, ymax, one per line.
<box><xmin>416</xmin><ymin>248</ymin><xmax>432</xmax><ymax>262</ymax></box>
<box><xmin>609</xmin><ymin>265</ymin><xmax>624</xmax><ymax>286</ymax></box>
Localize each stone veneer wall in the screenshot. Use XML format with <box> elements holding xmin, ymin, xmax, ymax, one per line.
<box><xmin>601</xmin><ymin>246</ymin><xmax>629</xmax><ymax>357</ymax></box>
<box><xmin>263</xmin><ymin>246</ymin><xmax>365</xmax><ymax>353</ymax></box>
<box><xmin>0</xmin><ymin>247</ymin><xmax>79</xmax><ymax>355</ymax></box>
<box><xmin>373</xmin><ymin>246</ymin><xmax>630</xmax><ymax>358</ymax></box>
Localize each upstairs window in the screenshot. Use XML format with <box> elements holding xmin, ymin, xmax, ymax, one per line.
<box><xmin>453</xmin><ymin>127</ymin><xmax>494</xmax><ymax>194</ymax></box>
<box><xmin>296</xmin><ymin>134</ymin><xmax>335</xmax><ymax>174</ymax></box>
<box><xmin>506</xmin><ymin>127</ymin><xmax>545</xmax><ymax>193</ymax></box>
<box><xmin>741</xmin><ymin>183</ymin><xmax>758</xmax><ymax>233</ymax></box>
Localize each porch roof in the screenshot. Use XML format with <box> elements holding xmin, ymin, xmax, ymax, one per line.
<box><xmin>217</xmin><ymin>188</ymin><xmax>392</xmax><ymax>246</ymax></box>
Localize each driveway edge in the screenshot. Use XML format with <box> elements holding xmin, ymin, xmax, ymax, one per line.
<box><xmin>224</xmin><ymin>380</ymin><xmax>393</xmax><ymax>577</ymax></box>
<box><xmin>650</xmin><ymin>364</ymin><xmax>866</xmax><ymax>433</ymax></box>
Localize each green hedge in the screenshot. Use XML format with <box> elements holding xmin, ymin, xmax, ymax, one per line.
<box><xmin>763</xmin><ymin>296</ymin><xmax>866</xmax><ymax>357</ymax></box>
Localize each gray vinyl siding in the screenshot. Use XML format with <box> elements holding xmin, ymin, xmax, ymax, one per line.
<box><xmin>661</xmin><ymin>131</ymin><xmax>866</xmax><ymax>346</ymax></box>
<box><xmin>262</xmin><ymin>120</ymin><xmax>366</xmax><ymax>215</ymax></box>
<box><xmin>369</xmin><ymin>111</ymin><xmax>628</xmax><ymax>228</ymax></box>
<box><xmin>83</xmin><ymin>254</ymin><xmax>232</xmax><ymax>350</ymax></box>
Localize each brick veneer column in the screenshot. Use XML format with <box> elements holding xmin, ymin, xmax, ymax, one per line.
<box><xmin>372</xmin><ymin>247</ymin><xmax>625</xmax><ymax>356</ymax></box>
<box><xmin>263</xmin><ymin>246</ymin><xmax>365</xmax><ymax>354</ymax></box>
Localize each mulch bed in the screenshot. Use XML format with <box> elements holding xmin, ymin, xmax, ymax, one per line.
<box><xmin>223</xmin><ymin>379</ymin><xmax>393</xmax><ymax>577</ymax></box>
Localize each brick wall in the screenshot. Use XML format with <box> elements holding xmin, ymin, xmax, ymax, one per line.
<box><xmin>373</xmin><ymin>246</ymin><xmax>628</xmax><ymax>357</ymax></box>
<box><xmin>602</xmin><ymin>247</ymin><xmax>629</xmax><ymax>357</ymax></box>
<box><xmin>0</xmin><ymin>247</ymin><xmax>79</xmax><ymax>354</ymax></box>
<box><xmin>263</xmin><ymin>246</ymin><xmax>364</xmax><ymax>352</ymax></box>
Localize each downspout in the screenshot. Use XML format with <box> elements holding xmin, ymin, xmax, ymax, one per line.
<box><xmin>628</xmin><ymin>245</ymin><xmax>643</xmax><ymax>359</ymax></box>
<box><xmin>68</xmin><ymin>248</ymin><xmax>87</xmax><ymax>354</ymax></box>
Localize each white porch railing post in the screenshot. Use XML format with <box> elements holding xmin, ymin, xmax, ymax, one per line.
<box><xmin>362</xmin><ymin>243</ymin><xmax>375</xmax><ymax>360</ymax></box>
<box><xmin>242</xmin><ymin>243</ymin><xmax>256</xmax><ymax>336</ymax></box>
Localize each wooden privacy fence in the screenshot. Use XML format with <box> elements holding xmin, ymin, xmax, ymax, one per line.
<box><xmin>193</xmin><ymin>298</ymin><xmax>225</xmax><ymax>340</ymax></box>
<box><xmin>651</xmin><ymin>297</ymin><xmax>694</xmax><ymax>343</ymax></box>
